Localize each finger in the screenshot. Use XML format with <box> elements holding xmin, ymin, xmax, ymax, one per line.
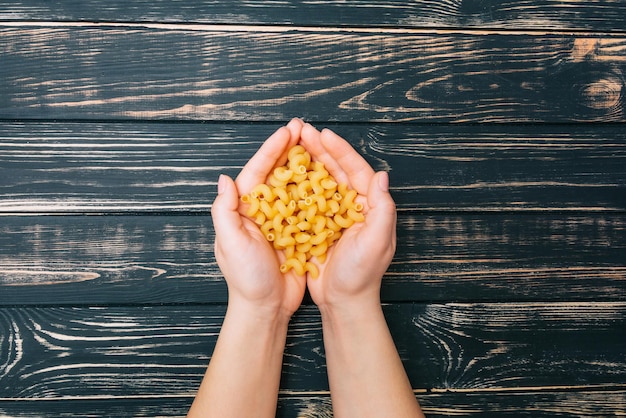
<box><xmin>235</xmin><ymin>126</ymin><xmax>292</xmax><ymax>193</ymax></box>
<box><xmin>285</xmin><ymin>117</ymin><xmax>304</xmax><ymax>146</ymax></box>
<box><xmin>277</xmin><ymin>118</ymin><xmax>304</xmax><ymax>167</ymax></box>
<box><xmin>320</xmin><ymin>128</ymin><xmax>375</xmax><ymax>195</ymax></box>
<box><xmin>211</xmin><ymin>174</ymin><xmax>246</xmax><ymax>247</ymax></box>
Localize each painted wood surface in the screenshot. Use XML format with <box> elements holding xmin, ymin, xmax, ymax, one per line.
<box><xmin>1</xmin><ymin>27</ymin><xmax>625</xmax><ymax>122</ymax></box>
<box><xmin>1</xmin><ymin>122</ymin><xmax>625</xmax><ymax>213</ymax></box>
<box><xmin>1</xmin><ymin>391</ymin><xmax>626</xmax><ymax>417</ymax></box>
<box><xmin>1</xmin><ymin>1</ymin><xmax>625</xmax><ymax>416</ymax></box>
<box><xmin>1</xmin><ymin>304</ymin><xmax>624</xmax><ymax>395</ymax></box>
<box><xmin>1</xmin><ymin>214</ymin><xmax>624</xmax><ymax>305</ymax></box>
<box><xmin>1</xmin><ymin>0</ymin><xmax>626</xmax><ymax>31</ymax></box>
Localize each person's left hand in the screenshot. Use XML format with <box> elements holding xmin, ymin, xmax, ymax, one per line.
<box><xmin>211</xmin><ymin>118</ymin><xmax>307</xmax><ymax>319</ymax></box>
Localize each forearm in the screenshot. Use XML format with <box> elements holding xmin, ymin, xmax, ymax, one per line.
<box><xmin>187</xmin><ymin>303</ymin><xmax>290</xmax><ymax>418</ymax></box>
<box><xmin>320</xmin><ymin>301</ymin><xmax>424</xmax><ymax>418</ymax></box>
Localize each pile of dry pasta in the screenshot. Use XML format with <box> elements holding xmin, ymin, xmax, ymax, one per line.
<box><xmin>241</xmin><ymin>145</ymin><xmax>364</xmax><ymax>278</ymax></box>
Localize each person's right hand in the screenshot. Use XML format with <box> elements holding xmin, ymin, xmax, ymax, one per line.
<box><xmin>298</xmin><ymin>123</ymin><xmax>397</xmax><ymax>313</ymax></box>
<box><xmin>211</xmin><ymin>118</ymin><xmax>307</xmax><ymax>319</ymax></box>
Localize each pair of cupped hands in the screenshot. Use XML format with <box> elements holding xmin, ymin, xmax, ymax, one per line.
<box><xmin>211</xmin><ymin>118</ymin><xmax>397</xmax><ymax>320</ymax></box>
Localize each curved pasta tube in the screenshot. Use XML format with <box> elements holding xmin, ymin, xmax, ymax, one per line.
<box><xmin>280</xmin><ymin>258</ymin><xmax>305</xmax><ymax>276</ymax></box>
<box><xmin>251</xmin><ymin>183</ymin><xmax>274</xmax><ymax>201</ymax></box>
<box><xmin>339</xmin><ymin>189</ymin><xmax>357</xmax><ymax>214</ymax></box>
<box><xmin>273</xmin><ymin>166</ymin><xmax>293</xmax><ymax>183</ymax></box>
<box><xmin>347</xmin><ymin>208</ymin><xmax>365</xmax><ymax>222</ymax></box>
<box><xmin>334</xmin><ymin>213</ymin><xmax>355</xmax><ymax>229</ymax></box>
<box><xmin>309</xmin><ymin>170</ymin><xmax>326</xmax><ymax>195</ymax></box>
<box><xmin>244</xmin><ymin>195</ymin><xmax>260</xmax><ymax>217</ymax></box>
<box><xmin>273</xmin><ymin>187</ymin><xmax>290</xmax><ymax>203</ymax></box>
<box><xmin>309</xmin><ymin>241</ymin><xmax>328</xmax><ymax>257</ymax></box>
<box><xmin>305</xmin><ymin>262</ymin><xmax>319</xmax><ymax>279</ymax></box>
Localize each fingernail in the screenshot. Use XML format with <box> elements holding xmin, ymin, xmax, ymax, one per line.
<box><xmin>217</xmin><ymin>174</ymin><xmax>227</xmax><ymax>195</ymax></box>
<box><xmin>378</xmin><ymin>171</ymin><xmax>389</xmax><ymax>192</ymax></box>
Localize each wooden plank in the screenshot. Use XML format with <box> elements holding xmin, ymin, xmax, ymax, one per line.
<box><xmin>1</xmin><ymin>214</ymin><xmax>624</xmax><ymax>305</ymax></box>
<box><xmin>1</xmin><ymin>122</ymin><xmax>624</xmax><ymax>213</ymax></box>
<box><xmin>1</xmin><ymin>390</ymin><xmax>625</xmax><ymax>417</ymax></box>
<box><xmin>278</xmin><ymin>391</ymin><xmax>626</xmax><ymax>417</ymax></box>
<box><xmin>2</xmin><ymin>27</ymin><xmax>626</xmax><ymax>123</ymax></box>
<box><xmin>0</xmin><ymin>303</ymin><xmax>624</xmax><ymax>398</ymax></box>
<box><xmin>1</xmin><ymin>1</ymin><xmax>626</xmax><ymax>31</ymax></box>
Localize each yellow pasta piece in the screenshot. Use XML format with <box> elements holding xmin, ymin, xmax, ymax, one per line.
<box><xmin>314</xmin><ymin>195</ymin><xmax>327</xmax><ymax>212</ymax></box>
<box><xmin>259</xmin><ymin>200</ymin><xmax>274</xmax><ymax>218</ymax></box>
<box><xmin>296</xmin><ymin>241</ymin><xmax>312</xmax><ymax>254</ymax></box>
<box><xmin>240</xmin><ymin>144</ymin><xmax>367</xmax><ymax>278</ymax></box>
<box><xmin>251</xmin><ymin>183</ymin><xmax>274</xmax><ymax>201</ymax></box>
<box><xmin>282</xmin><ymin>224</ymin><xmax>300</xmax><ymax>237</ymax></box>
<box><xmin>260</xmin><ymin>220</ymin><xmax>273</xmax><ymax>237</ymax></box>
<box><xmin>273</xmin><ymin>187</ymin><xmax>290</xmax><ymax>203</ymax></box>
<box><xmin>312</xmin><ymin>215</ymin><xmax>326</xmax><ymax>234</ymax></box>
<box><xmin>272</xmin><ymin>213</ymin><xmax>284</xmax><ymax>233</ymax></box>
<box><xmin>295</xmin><ymin>251</ymin><xmax>307</xmax><ymax>266</ymax></box>
<box><xmin>243</xmin><ymin>195</ymin><xmax>260</xmax><ymax>217</ymax></box>
<box><xmin>275</xmin><ymin>199</ymin><xmax>296</xmax><ymax>218</ymax></box>
<box><xmin>339</xmin><ymin>189</ymin><xmax>357</xmax><ymax>214</ymax></box>
<box><xmin>321</xmin><ymin>177</ymin><xmax>337</xmax><ymax>190</ymax></box>
<box><xmin>304</xmin><ymin>205</ymin><xmax>317</xmax><ymax>222</ymax></box>
<box><xmin>253</xmin><ymin>212</ymin><xmax>266</xmax><ymax>226</ymax></box>
<box><xmin>326</xmin><ymin>199</ymin><xmax>340</xmax><ymax>214</ymax></box>
<box><xmin>280</xmin><ymin>258</ymin><xmax>305</xmax><ymax>276</ymax></box>
<box><xmin>347</xmin><ymin>208</ymin><xmax>365</xmax><ymax>223</ymax></box>
<box><xmin>297</xmin><ymin>180</ymin><xmax>312</xmax><ymax>199</ymax></box>
<box><xmin>325</xmin><ymin>217</ymin><xmax>342</xmax><ymax>232</ymax></box>
<box><xmin>273</xmin><ymin>166</ymin><xmax>293</xmax><ymax>183</ymax></box>
<box><xmin>334</xmin><ymin>213</ymin><xmax>355</xmax><ymax>229</ymax></box>
<box><xmin>275</xmin><ymin>235</ymin><xmax>296</xmax><ymax>248</ymax></box>
<box><xmin>305</xmin><ymin>262</ymin><xmax>319</xmax><ymax>279</ymax></box>
<box><xmin>295</xmin><ymin>232</ymin><xmax>311</xmax><ymax>244</ymax></box>
<box><xmin>268</xmin><ymin>173</ymin><xmax>285</xmax><ymax>188</ymax></box>
<box><xmin>310</xmin><ymin>241</ymin><xmax>328</xmax><ymax>257</ymax></box>
<box><xmin>296</xmin><ymin>221</ymin><xmax>311</xmax><ymax>231</ymax></box>
<box><xmin>310</xmin><ymin>230</ymin><xmax>328</xmax><ymax>246</ymax></box>
<box><xmin>309</xmin><ymin>170</ymin><xmax>326</xmax><ymax>195</ymax></box>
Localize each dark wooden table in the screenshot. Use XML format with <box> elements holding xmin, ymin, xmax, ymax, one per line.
<box><xmin>1</xmin><ymin>1</ymin><xmax>625</xmax><ymax>416</ymax></box>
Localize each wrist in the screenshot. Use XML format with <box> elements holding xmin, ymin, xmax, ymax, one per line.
<box><xmin>226</xmin><ymin>297</ymin><xmax>293</xmax><ymax>329</ymax></box>
<box><xmin>318</xmin><ymin>297</ymin><xmax>384</xmax><ymax>326</ymax></box>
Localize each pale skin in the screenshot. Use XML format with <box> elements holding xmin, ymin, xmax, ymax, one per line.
<box><xmin>187</xmin><ymin>118</ymin><xmax>424</xmax><ymax>418</ymax></box>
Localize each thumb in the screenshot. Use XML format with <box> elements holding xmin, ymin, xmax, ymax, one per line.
<box><xmin>211</xmin><ymin>174</ymin><xmax>244</xmax><ymax>242</ymax></box>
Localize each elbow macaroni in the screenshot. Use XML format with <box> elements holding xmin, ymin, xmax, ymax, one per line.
<box><xmin>240</xmin><ymin>145</ymin><xmax>365</xmax><ymax>278</ymax></box>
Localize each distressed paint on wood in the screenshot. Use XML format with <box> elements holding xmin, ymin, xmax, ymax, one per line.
<box><xmin>1</xmin><ymin>1</ymin><xmax>625</xmax><ymax>416</ymax></box>
<box><xmin>0</xmin><ymin>303</ymin><xmax>624</xmax><ymax>398</ymax></box>
<box><xmin>0</xmin><ymin>390</ymin><xmax>625</xmax><ymax>417</ymax></box>
<box><xmin>1</xmin><ymin>0</ymin><xmax>626</xmax><ymax>31</ymax></box>
<box><xmin>0</xmin><ymin>214</ymin><xmax>624</xmax><ymax>305</ymax></box>
<box><xmin>1</xmin><ymin>27</ymin><xmax>625</xmax><ymax>122</ymax></box>
<box><xmin>1</xmin><ymin>122</ymin><xmax>624</xmax><ymax>213</ymax></box>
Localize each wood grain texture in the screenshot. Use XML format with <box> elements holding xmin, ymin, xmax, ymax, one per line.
<box><xmin>2</xmin><ymin>1</ymin><xmax>624</xmax><ymax>415</ymax></box>
<box><xmin>1</xmin><ymin>390</ymin><xmax>625</xmax><ymax>417</ymax></box>
<box><xmin>1</xmin><ymin>27</ymin><xmax>625</xmax><ymax>122</ymax></box>
<box><xmin>1</xmin><ymin>122</ymin><xmax>624</xmax><ymax>213</ymax></box>
<box><xmin>1</xmin><ymin>214</ymin><xmax>624</xmax><ymax>305</ymax></box>
<box><xmin>1</xmin><ymin>0</ymin><xmax>626</xmax><ymax>31</ymax></box>
<box><xmin>0</xmin><ymin>303</ymin><xmax>624</xmax><ymax>398</ymax></box>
